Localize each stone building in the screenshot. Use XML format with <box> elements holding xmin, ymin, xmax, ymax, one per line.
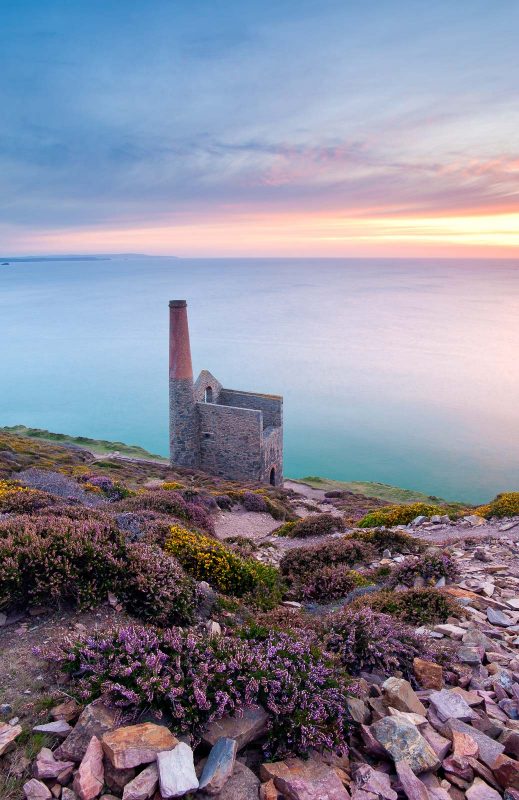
<box><xmin>169</xmin><ymin>300</ymin><xmax>283</xmax><ymax>486</ymax></box>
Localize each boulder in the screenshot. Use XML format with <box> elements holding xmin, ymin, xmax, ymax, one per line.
<box><xmin>488</xmin><ymin>608</ymin><xmax>514</xmax><ymax>627</ymax></box>
<box><xmin>198</xmin><ymin>737</ymin><xmax>237</xmax><ymax>794</ymax></box>
<box><xmin>33</xmin><ymin>747</ymin><xmax>75</xmax><ymax>780</ymax></box>
<box><xmin>102</xmin><ymin>723</ymin><xmax>178</xmax><ymax>769</ymax></box>
<box><xmin>202</xmin><ymin>705</ymin><xmax>269</xmax><ymax>751</ymax></box>
<box><xmin>199</xmin><ymin>761</ymin><xmax>260</xmax><ymax>800</ymax></box>
<box><xmin>72</xmin><ymin>736</ymin><xmax>104</xmax><ymax>800</ymax></box>
<box><xmin>465</xmin><ymin>777</ymin><xmax>502</xmax><ymax>799</ymax></box>
<box><xmin>104</xmin><ymin>762</ymin><xmax>136</xmax><ymax>793</ymax></box>
<box><xmin>382</xmin><ymin>677</ymin><xmax>426</xmax><ymax>716</ymax></box>
<box><xmin>23</xmin><ymin>779</ymin><xmax>52</xmax><ymax>800</ymax></box>
<box><xmin>428</xmin><ymin>689</ymin><xmax>478</xmax><ymax>722</ymax></box>
<box><xmin>395</xmin><ymin>760</ymin><xmax>431</xmax><ymax>800</ymax></box>
<box><xmin>57</xmin><ymin>703</ymin><xmax>118</xmax><ymax>762</ymax></box>
<box><xmin>492</xmin><ymin>753</ymin><xmax>519</xmax><ymax>790</ymax></box>
<box><xmin>33</xmin><ymin>720</ymin><xmax>72</xmax><ymax>739</ymax></box>
<box><xmin>446</xmin><ymin>719</ymin><xmax>504</xmax><ymax>768</ymax></box>
<box><xmin>263</xmin><ymin>757</ymin><xmax>349</xmax><ymax>800</ymax></box>
<box><xmin>413</xmin><ymin>658</ymin><xmax>443</xmax><ymax>690</ymax></box>
<box><xmin>0</xmin><ymin>720</ymin><xmax>22</xmax><ymax>755</ymax></box>
<box><xmin>353</xmin><ymin>764</ymin><xmax>397</xmax><ymax>799</ymax></box>
<box><xmin>157</xmin><ymin>743</ymin><xmax>198</xmax><ymax>798</ymax></box>
<box><xmin>371</xmin><ymin>717</ymin><xmax>439</xmax><ymax>774</ymax></box>
<box><xmin>122</xmin><ymin>763</ymin><xmax>159</xmax><ymax>800</ymax></box>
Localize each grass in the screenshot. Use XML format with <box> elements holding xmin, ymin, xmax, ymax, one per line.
<box><xmin>1</xmin><ymin>425</ymin><xmax>166</xmax><ymax>462</ymax></box>
<box><xmin>294</xmin><ymin>476</ymin><xmax>450</xmax><ymax>504</ymax></box>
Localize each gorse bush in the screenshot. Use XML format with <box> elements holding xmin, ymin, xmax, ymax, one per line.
<box><xmin>280</xmin><ymin>537</ymin><xmax>376</xmax><ymax>583</ymax></box>
<box><xmin>38</xmin><ymin>624</ymin><xmax>351</xmax><ymax>758</ymax></box>
<box><xmin>165</xmin><ymin>524</ymin><xmax>284</xmax><ymax>608</ymax></box>
<box><xmin>280</xmin><ymin>513</ymin><xmax>342</xmax><ymax>539</ymax></box>
<box><xmin>349</xmin><ymin>587</ymin><xmax>462</xmax><ymax>626</ymax></box>
<box><xmin>116</xmin><ymin>489</ymin><xmax>215</xmax><ymax>534</ymax></box>
<box><xmin>299</xmin><ymin>565</ymin><xmax>371</xmax><ymax>602</ymax></box>
<box><xmin>325</xmin><ymin>607</ymin><xmax>446</xmax><ymax>678</ymax></box>
<box><xmin>77</xmin><ymin>474</ymin><xmax>133</xmax><ymax>501</ymax></box>
<box><xmin>347</xmin><ymin>528</ymin><xmax>426</xmax><ymax>554</ymax></box>
<box><xmin>0</xmin><ymin>515</ymin><xmax>197</xmax><ymax>625</ymax></box>
<box><xmin>476</xmin><ymin>492</ymin><xmax>519</xmax><ymax>519</ymax></box>
<box><xmin>357</xmin><ymin>503</ymin><xmax>446</xmax><ymax>528</ymax></box>
<box><xmin>0</xmin><ymin>480</ymin><xmax>57</xmax><ymax>514</ymax></box>
<box><xmin>386</xmin><ymin>551</ymin><xmax>459</xmax><ymax>588</ymax></box>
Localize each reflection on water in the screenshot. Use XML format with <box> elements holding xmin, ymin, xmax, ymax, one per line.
<box><xmin>1</xmin><ymin>257</ymin><xmax>518</xmax><ymax>503</ymax></box>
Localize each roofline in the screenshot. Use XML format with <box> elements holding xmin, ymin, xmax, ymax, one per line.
<box><xmin>221</xmin><ymin>387</ymin><xmax>283</xmax><ymax>401</ymax></box>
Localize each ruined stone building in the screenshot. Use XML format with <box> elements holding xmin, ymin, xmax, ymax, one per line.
<box><xmin>169</xmin><ymin>300</ymin><xmax>283</xmax><ymax>485</ymax></box>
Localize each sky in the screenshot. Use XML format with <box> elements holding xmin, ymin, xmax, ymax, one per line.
<box><xmin>1</xmin><ymin>0</ymin><xmax>518</xmax><ymax>257</ymax></box>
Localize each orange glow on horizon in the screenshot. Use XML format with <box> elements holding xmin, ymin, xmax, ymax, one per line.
<box><xmin>4</xmin><ymin>209</ymin><xmax>519</xmax><ymax>259</ymax></box>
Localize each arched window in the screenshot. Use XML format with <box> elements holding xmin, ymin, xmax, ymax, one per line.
<box><xmin>269</xmin><ymin>467</ymin><xmax>276</xmax><ymax>486</ymax></box>
<box><xmin>204</xmin><ymin>386</ymin><xmax>213</xmax><ymax>403</ymax></box>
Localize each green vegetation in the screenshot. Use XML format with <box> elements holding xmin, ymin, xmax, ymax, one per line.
<box><xmin>357</xmin><ymin>501</ymin><xmax>450</xmax><ymax>528</ymax></box>
<box><xmin>476</xmin><ymin>491</ymin><xmax>519</xmax><ymax>519</ymax></box>
<box><xmin>349</xmin><ymin>587</ymin><xmax>463</xmax><ymax>626</ymax></box>
<box><xmin>295</xmin><ymin>476</ymin><xmax>446</xmax><ymax>503</ymax></box>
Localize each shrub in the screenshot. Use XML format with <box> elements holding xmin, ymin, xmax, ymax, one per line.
<box><xmin>165</xmin><ymin>525</ymin><xmax>284</xmax><ymax>608</ymax></box>
<box><xmin>347</xmin><ymin>528</ymin><xmax>426</xmax><ymax>554</ymax></box>
<box><xmin>77</xmin><ymin>474</ymin><xmax>132</xmax><ymax>501</ymax></box>
<box><xmin>357</xmin><ymin>503</ymin><xmax>446</xmax><ymax>528</ymax></box>
<box><xmin>0</xmin><ymin>480</ymin><xmax>57</xmax><ymax>514</ymax></box>
<box><xmin>284</xmin><ymin>513</ymin><xmax>342</xmax><ymax>539</ymax></box>
<box><xmin>386</xmin><ymin>551</ymin><xmax>459</xmax><ymax>588</ymax></box>
<box><xmin>39</xmin><ymin>625</ymin><xmax>351</xmax><ymax>757</ymax></box>
<box><xmin>280</xmin><ymin>537</ymin><xmax>376</xmax><ymax>583</ymax></box>
<box><xmin>122</xmin><ymin>543</ymin><xmax>199</xmax><ymax>625</ymax></box>
<box><xmin>214</xmin><ymin>494</ymin><xmax>232</xmax><ymax>510</ymax></box>
<box><xmin>241</xmin><ymin>491</ymin><xmax>269</xmax><ymax>512</ymax></box>
<box><xmin>299</xmin><ymin>566</ymin><xmax>371</xmax><ymax>602</ymax></box>
<box><xmin>162</xmin><ymin>481</ymin><xmax>184</xmax><ymax>491</ymax></box>
<box><xmin>325</xmin><ymin>607</ymin><xmax>445</xmax><ymax>678</ymax></box>
<box><xmin>476</xmin><ymin>492</ymin><xmax>519</xmax><ymax>519</ymax></box>
<box><xmin>349</xmin><ymin>587</ymin><xmax>462</xmax><ymax>626</ymax></box>
<box><xmin>116</xmin><ymin>490</ymin><xmax>215</xmax><ymax>534</ymax></box>
<box><xmin>273</xmin><ymin>520</ymin><xmax>297</xmax><ymax>537</ymax></box>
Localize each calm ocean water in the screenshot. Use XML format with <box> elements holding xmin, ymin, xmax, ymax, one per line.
<box><xmin>1</xmin><ymin>256</ymin><xmax>518</xmax><ymax>503</ymax></box>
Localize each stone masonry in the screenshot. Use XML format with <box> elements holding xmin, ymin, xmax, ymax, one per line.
<box><xmin>169</xmin><ymin>301</ymin><xmax>283</xmax><ymax>485</ymax></box>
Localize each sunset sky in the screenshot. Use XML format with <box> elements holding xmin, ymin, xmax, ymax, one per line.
<box><xmin>2</xmin><ymin>1</ymin><xmax>518</xmax><ymax>257</ymax></box>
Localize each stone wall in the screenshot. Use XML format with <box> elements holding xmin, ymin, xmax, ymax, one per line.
<box><xmin>197</xmin><ymin>402</ymin><xmax>263</xmax><ymax>481</ymax></box>
<box><xmin>169</xmin><ymin>377</ymin><xmax>200</xmax><ymax>468</ymax></box>
<box><xmin>218</xmin><ymin>389</ymin><xmax>282</xmax><ymax>429</ymax></box>
<box><xmin>262</xmin><ymin>426</ymin><xmax>283</xmax><ymax>486</ymax></box>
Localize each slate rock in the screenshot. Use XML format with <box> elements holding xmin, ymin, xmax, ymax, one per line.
<box><xmin>23</xmin><ymin>779</ymin><xmax>52</xmax><ymax>800</ymax></box>
<box><xmin>488</xmin><ymin>608</ymin><xmax>514</xmax><ymax>627</ymax></box>
<box><xmin>33</xmin><ymin>747</ymin><xmax>75</xmax><ymax>780</ymax></box>
<box><xmin>371</xmin><ymin>716</ymin><xmax>439</xmax><ymax>774</ymax></box>
<box><xmin>33</xmin><ymin>720</ymin><xmax>72</xmax><ymax>739</ymax></box>
<box><xmin>72</xmin><ymin>735</ymin><xmax>104</xmax><ymax>800</ymax></box>
<box><xmin>428</xmin><ymin>689</ymin><xmax>478</xmax><ymax>722</ymax></box>
<box><xmin>56</xmin><ymin>703</ymin><xmax>118</xmax><ymax>762</ymax></box>
<box><xmin>447</xmin><ymin>718</ymin><xmax>504</xmax><ymax>768</ymax></box>
<box><xmin>353</xmin><ymin>764</ymin><xmax>397</xmax><ymax>799</ymax></box>
<box><xmin>157</xmin><ymin>743</ymin><xmax>198</xmax><ymax>798</ymax></box>
<box><xmin>199</xmin><ymin>761</ymin><xmax>260</xmax><ymax>800</ymax></box>
<box><xmin>198</xmin><ymin>736</ymin><xmax>237</xmax><ymax>794</ymax></box>
<box><xmin>493</xmin><ymin>753</ymin><xmax>519</xmax><ymax>790</ymax></box>
<box><xmin>0</xmin><ymin>720</ymin><xmax>22</xmax><ymax>755</ymax></box>
<box><xmin>465</xmin><ymin>777</ymin><xmax>502</xmax><ymax>799</ymax></box>
<box><xmin>102</xmin><ymin>723</ymin><xmax>178</xmax><ymax>769</ymax></box>
<box><xmin>202</xmin><ymin>705</ymin><xmax>269</xmax><ymax>751</ymax></box>
<box><xmin>395</xmin><ymin>760</ymin><xmax>431</xmax><ymax>800</ymax></box>
<box><xmin>122</xmin><ymin>763</ymin><xmax>159</xmax><ymax>800</ymax></box>
<box><xmin>383</xmin><ymin>677</ymin><xmax>426</xmax><ymax>716</ymax></box>
<box><xmin>413</xmin><ymin>658</ymin><xmax>443</xmax><ymax>690</ymax></box>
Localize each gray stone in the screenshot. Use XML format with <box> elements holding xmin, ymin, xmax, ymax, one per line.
<box><xmin>428</xmin><ymin>689</ymin><xmax>478</xmax><ymax>722</ymax></box>
<box><xmin>198</xmin><ymin>737</ymin><xmax>237</xmax><ymax>794</ymax></box>
<box><xmin>157</xmin><ymin>743</ymin><xmax>198</xmax><ymax>798</ymax></box>
<box><xmin>33</xmin><ymin>747</ymin><xmax>75</xmax><ymax>780</ymax></box>
<box><xmin>395</xmin><ymin>760</ymin><xmax>431</xmax><ymax>800</ymax></box>
<box><xmin>199</xmin><ymin>761</ymin><xmax>260</xmax><ymax>800</ymax></box>
<box><xmin>33</xmin><ymin>720</ymin><xmax>72</xmax><ymax>738</ymax></box>
<box><xmin>488</xmin><ymin>607</ymin><xmax>514</xmax><ymax>627</ymax></box>
<box><xmin>56</xmin><ymin>703</ymin><xmax>118</xmax><ymax>762</ymax></box>
<box><xmin>354</xmin><ymin>764</ymin><xmax>397</xmax><ymax>799</ymax></box>
<box><xmin>202</xmin><ymin>705</ymin><xmax>269</xmax><ymax>751</ymax></box>
<box><xmin>465</xmin><ymin>777</ymin><xmax>502</xmax><ymax>799</ymax></box>
<box><xmin>447</xmin><ymin>718</ymin><xmax>505</xmax><ymax>768</ymax></box>
<box><xmin>383</xmin><ymin>677</ymin><xmax>426</xmax><ymax>715</ymax></box>
<box><xmin>23</xmin><ymin>779</ymin><xmax>52</xmax><ymax>800</ymax></box>
<box><xmin>371</xmin><ymin>716</ymin><xmax>439</xmax><ymax>774</ymax></box>
<box><xmin>122</xmin><ymin>763</ymin><xmax>159</xmax><ymax>800</ymax></box>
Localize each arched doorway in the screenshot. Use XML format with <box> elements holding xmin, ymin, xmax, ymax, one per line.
<box><xmin>204</xmin><ymin>386</ymin><xmax>213</xmax><ymax>403</ymax></box>
<box><xmin>269</xmin><ymin>467</ymin><xmax>276</xmax><ymax>486</ymax></box>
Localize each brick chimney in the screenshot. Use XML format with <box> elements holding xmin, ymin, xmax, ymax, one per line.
<box><xmin>169</xmin><ymin>300</ymin><xmax>200</xmax><ymax>468</ymax></box>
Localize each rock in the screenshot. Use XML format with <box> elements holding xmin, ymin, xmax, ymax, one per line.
<box><xmin>458</xmin><ymin>646</ymin><xmax>483</xmax><ymax>665</ymax></box>
<box><xmin>61</xmin><ymin>790</ymin><xmax>78</xmax><ymax>800</ymax></box>
<box><xmin>104</xmin><ymin>761</ymin><xmax>136</xmax><ymax>793</ymax></box>
<box><xmin>395</xmin><ymin>760</ymin><xmax>431</xmax><ymax>799</ymax></box>
<box><xmin>413</xmin><ymin>658</ymin><xmax>443</xmax><ymax>690</ymax></box>
<box><xmin>198</xmin><ymin>737</ymin><xmax>237</xmax><ymax>794</ymax></box>
<box><xmin>488</xmin><ymin>608</ymin><xmax>514</xmax><ymax>627</ymax></box>
<box><xmin>388</xmin><ymin>708</ymin><xmax>427</xmax><ymax>728</ymax></box>
<box><xmin>199</xmin><ymin>761</ymin><xmax>259</xmax><ymax>800</ymax></box>
<box><xmin>202</xmin><ymin>705</ymin><xmax>269</xmax><ymax>751</ymax></box>
<box><xmin>23</xmin><ymin>779</ymin><xmax>53</xmax><ymax>800</ymax></box>
<box><xmin>51</xmin><ymin>700</ymin><xmax>82</xmax><ymax>723</ymax></box>
<box><xmin>433</xmin><ymin>624</ymin><xmax>466</xmax><ymax>639</ymax></box>
<box><xmin>421</xmin><ymin>723</ymin><xmax>451</xmax><ymax>760</ymax></box>
<box><xmin>122</xmin><ymin>764</ymin><xmax>159</xmax><ymax>800</ymax></box>
<box><xmin>0</xmin><ymin>720</ymin><xmax>22</xmax><ymax>755</ymax></box>
<box><xmin>72</xmin><ymin>736</ymin><xmax>104</xmax><ymax>800</ymax></box>
<box><xmin>371</xmin><ymin>716</ymin><xmax>439</xmax><ymax>774</ymax></box>
<box><xmin>353</xmin><ymin>764</ymin><xmax>397</xmax><ymax>799</ymax></box>
<box><xmin>465</xmin><ymin>777</ymin><xmax>502</xmax><ymax>799</ymax></box>
<box><xmin>492</xmin><ymin>754</ymin><xmax>519</xmax><ymax>790</ymax></box>
<box><xmin>263</xmin><ymin>757</ymin><xmax>350</xmax><ymax>800</ymax></box>
<box><xmin>259</xmin><ymin>779</ymin><xmax>279</xmax><ymax>800</ymax></box>
<box><xmin>383</xmin><ymin>677</ymin><xmax>426</xmax><ymax>715</ymax></box>
<box><xmin>451</xmin><ymin>731</ymin><xmax>478</xmax><ymax>758</ymax></box>
<box><xmin>57</xmin><ymin>703</ymin><xmax>118</xmax><ymax>762</ymax></box>
<box><xmin>33</xmin><ymin>720</ymin><xmax>73</xmax><ymax>738</ymax></box>
<box><xmin>157</xmin><ymin>743</ymin><xmax>198</xmax><ymax>798</ymax></box>
<box><xmin>464</xmin><ymin>515</ymin><xmax>486</xmax><ymax>527</ymax></box>
<box><xmin>428</xmin><ymin>689</ymin><xmax>478</xmax><ymax>722</ymax></box>
<box><xmin>102</xmin><ymin>723</ymin><xmax>178</xmax><ymax>769</ymax></box>
<box><xmin>447</xmin><ymin>719</ymin><xmax>505</xmax><ymax>768</ymax></box>
<box><xmin>34</xmin><ymin>747</ymin><xmax>75</xmax><ymax>779</ymax></box>
<box><xmin>0</xmin><ymin>703</ymin><xmax>12</xmax><ymax>715</ymax></box>
<box><xmin>206</xmin><ymin>620</ymin><xmax>222</xmax><ymax>638</ymax></box>
<box><xmin>346</xmin><ymin>697</ymin><xmax>369</xmax><ymax>724</ymax></box>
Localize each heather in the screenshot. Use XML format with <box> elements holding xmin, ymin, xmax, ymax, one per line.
<box><xmin>298</xmin><ymin>565</ymin><xmax>371</xmax><ymax>601</ymax></box>
<box><xmin>325</xmin><ymin>607</ymin><xmax>449</xmax><ymax>678</ymax></box>
<box><xmin>165</xmin><ymin>523</ymin><xmax>284</xmax><ymax>608</ymax></box>
<box><xmin>349</xmin><ymin>587</ymin><xmax>463</xmax><ymax>626</ymax></box>
<box><xmin>115</xmin><ymin>489</ymin><xmax>215</xmax><ymax>534</ymax></box>
<box><xmin>0</xmin><ymin>480</ymin><xmax>57</xmax><ymax>514</ymax></box>
<box><xmin>357</xmin><ymin>502</ymin><xmax>448</xmax><ymax>528</ymax></box>
<box><xmin>38</xmin><ymin>624</ymin><xmax>351</xmax><ymax>758</ymax></box>
<box><xmin>76</xmin><ymin>472</ymin><xmax>133</xmax><ymax>501</ymax></box>
<box><xmin>476</xmin><ymin>491</ymin><xmax>519</xmax><ymax>519</ymax></box>
<box><xmin>0</xmin><ymin>514</ymin><xmax>197</xmax><ymax>625</ymax></box>
<box><xmin>276</xmin><ymin>512</ymin><xmax>342</xmax><ymax>538</ymax></box>
<box><xmin>386</xmin><ymin>550</ymin><xmax>459</xmax><ymax>588</ymax></box>
<box><xmin>347</xmin><ymin>527</ymin><xmax>426</xmax><ymax>554</ymax></box>
<box><xmin>279</xmin><ymin>536</ymin><xmax>376</xmax><ymax>583</ymax></box>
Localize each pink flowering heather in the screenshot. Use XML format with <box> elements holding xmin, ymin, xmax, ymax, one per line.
<box><xmin>386</xmin><ymin>551</ymin><xmax>459</xmax><ymax>588</ymax></box>
<box><xmin>116</xmin><ymin>490</ymin><xmax>215</xmax><ymax>534</ymax></box>
<box><xmin>38</xmin><ymin>624</ymin><xmax>351</xmax><ymax>758</ymax></box>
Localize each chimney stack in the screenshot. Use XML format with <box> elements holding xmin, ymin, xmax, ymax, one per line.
<box><xmin>169</xmin><ymin>300</ymin><xmax>200</xmax><ymax>468</ymax></box>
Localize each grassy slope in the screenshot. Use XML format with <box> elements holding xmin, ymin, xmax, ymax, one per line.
<box><xmin>1</xmin><ymin>425</ymin><xmax>166</xmax><ymax>461</ymax></box>
<box><xmin>294</xmin><ymin>475</ymin><xmax>449</xmax><ymax>504</ymax></box>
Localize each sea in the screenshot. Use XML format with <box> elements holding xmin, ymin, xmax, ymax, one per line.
<box><xmin>1</xmin><ymin>256</ymin><xmax>518</xmax><ymax>504</ymax></box>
